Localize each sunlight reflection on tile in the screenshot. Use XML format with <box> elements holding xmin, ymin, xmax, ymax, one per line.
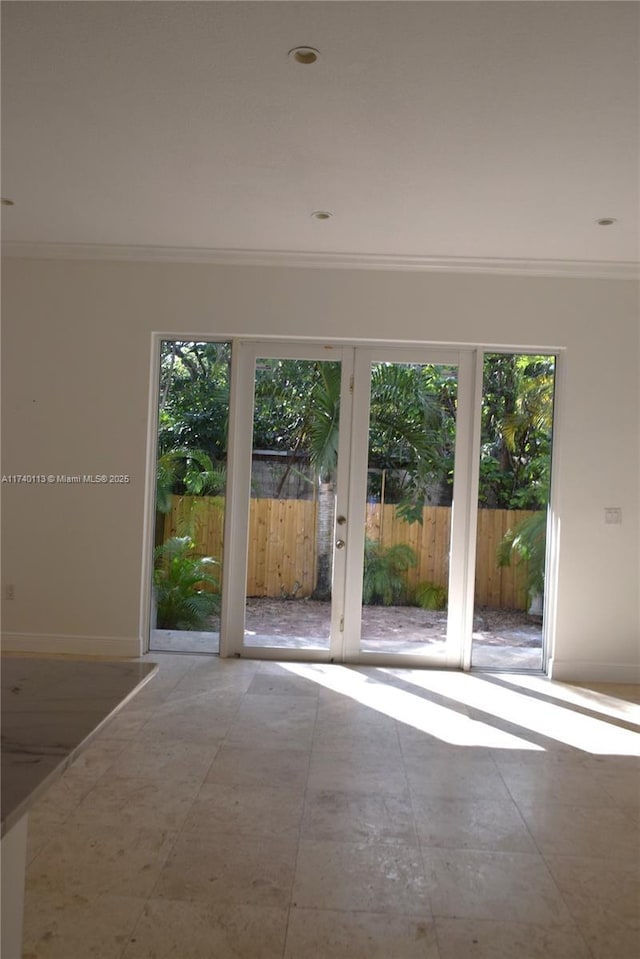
<box><xmin>281</xmin><ymin>663</ymin><xmax>542</xmax><ymax>750</ymax></box>
<box><xmin>386</xmin><ymin>670</ymin><xmax>640</xmax><ymax>755</ymax></box>
<box><xmin>487</xmin><ymin>673</ymin><xmax>640</xmax><ymax>724</ymax></box>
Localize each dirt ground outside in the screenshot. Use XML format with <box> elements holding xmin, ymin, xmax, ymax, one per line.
<box><xmin>244</xmin><ymin>598</ymin><xmax>542</xmax><ymax>649</ymax></box>
<box><xmin>152</xmin><ymin>598</ymin><xmax>543</xmax><ymax>667</ymax></box>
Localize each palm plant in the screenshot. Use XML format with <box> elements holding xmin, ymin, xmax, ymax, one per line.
<box><xmin>489</xmin><ymin>355</ymin><xmax>555</xmax><ymax>510</ymax></box>
<box><xmin>367</xmin><ymin>363</ymin><xmax>455</xmax><ymax>522</ymax></box>
<box><xmin>414</xmin><ymin>580</ymin><xmax>448</xmax><ymax>610</ymax></box>
<box><xmin>497</xmin><ymin>510</ymin><xmax>547</xmax><ymax>604</ymax></box>
<box><xmin>494</xmin><ymin>358</ymin><xmax>553</xmax><ymax>610</ymax></box>
<box><xmin>362</xmin><ymin>540</ymin><xmax>417</xmax><ymax>606</ymax></box>
<box><xmin>156</xmin><ymin>448</ymin><xmax>226</xmax><ymax>514</ymax></box>
<box><xmin>153</xmin><ymin>536</ymin><xmax>220</xmax><ymax>630</ymax></box>
<box><xmin>251</xmin><ymin>360</ymin><xmax>456</xmax><ymax>600</ymax></box>
<box><xmin>304</xmin><ymin>362</ymin><xmax>454</xmax><ymax>596</ymax></box>
<box><xmin>306</xmin><ymin>364</ymin><xmax>342</xmax><ymax>598</ymax></box>
<box><xmin>500</xmin><ymin>357</ymin><xmax>554</xmax><ymax>509</ymax></box>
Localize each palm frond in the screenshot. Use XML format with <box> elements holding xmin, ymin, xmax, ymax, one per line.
<box><xmin>306</xmin><ymin>363</ymin><xmax>341</xmax><ymax>478</ymax></box>
<box><xmin>497</xmin><ymin>511</ymin><xmax>547</xmax><ymax>596</ymax></box>
<box><xmin>154</xmin><ymin>536</ymin><xmax>220</xmax><ymax>629</ymax></box>
<box><xmin>362</xmin><ymin>539</ymin><xmax>417</xmax><ymax>605</ymax></box>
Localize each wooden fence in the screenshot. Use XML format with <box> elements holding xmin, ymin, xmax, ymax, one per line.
<box><xmin>163</xmin><ymin>496</ymin><xmax>536</xmax><ymax>609</ymax></box>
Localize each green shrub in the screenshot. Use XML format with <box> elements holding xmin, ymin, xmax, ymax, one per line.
<box><xmin>497</xmin><ymin>511</ymin><xmax>546</xmax><ymax>599</ymax></box>
<box><xmin>362</xmin><ymin>540</ymin><xmax>417</xmax><ymax>606</ymax></box>
<box><xmin>154</xmin><ymin>536</ymin><xmax>220</xmax><ymax>630</ymax></box>
<box><xmin>414</xmin><ymin>580</ymin><xmax>448</xmax><ymax>610</ymax></box>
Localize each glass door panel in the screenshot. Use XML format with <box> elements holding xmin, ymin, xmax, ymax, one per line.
<box><xmin>471</xmin><ymin>353</ymin><xmax>556</xmax><ymax>670</ymax></box>
<box><xmin>225</xmin><ymin>342</ymin><xmax>473</xmax><ymax>666</ymax></box>
<box><xmin>357</xmin><ymin>361</ymin><xmax>459</xmax><ymax>660</ymax></box>
<box><xmin>243</xmin><ymin>355</ymin><xmax>346</xmax><ymax>652</ymax></box>
<box><xmin>150</xmin><ymin>340</ymin><xmax>230</xmax><ymax>654</ymax></box>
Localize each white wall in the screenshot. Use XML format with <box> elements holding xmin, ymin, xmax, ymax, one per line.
<box><xmin>1</xmin><ymin>257</ymin><xmax>638</xmax><ymax>680</ymax></box>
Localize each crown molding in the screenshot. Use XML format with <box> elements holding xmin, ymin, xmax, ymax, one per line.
<box><xmin>2</xmin><ymin>242</ymin><xmax>638</xmax><ymax>280</ymax></box>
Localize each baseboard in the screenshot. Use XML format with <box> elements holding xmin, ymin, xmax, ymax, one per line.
<box><xmin>0</xmin><ymin>632</ymin><xmax>142</xmax><ymax>658</ymax></box>
<box><xmin>548</xmin><ymin>657</ymin><xmax>640</xmax><ymax>684</ymax></box>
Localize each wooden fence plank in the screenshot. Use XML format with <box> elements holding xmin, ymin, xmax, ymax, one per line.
<box><xmin>246</xmin><ymin>501</ymin><xmax>257</xmax><ymax>594</ymax></box>
<box><xmin>253</xmin><ymin>499</ymin><xmax>268</xmax><ymax>595</ymax></box>
<box><xmin>487</xmin><ymin>509</ymin><xmax>501</xmax><ymax>607</ymax></box>
<box><xmin>164</xmin><ymin>496</ymin><xmax>539</xmax><ymax>609</ymax></box>
<box><xmin>473</xmin><ymin>509</ymin><xmax>488</xmax><ymax>602</ymax></box>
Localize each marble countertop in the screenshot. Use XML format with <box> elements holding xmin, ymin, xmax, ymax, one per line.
<box><xmin>1</xmin><ymin>656</ymin><xmax>157</xmax><ymax>836</ymax></box>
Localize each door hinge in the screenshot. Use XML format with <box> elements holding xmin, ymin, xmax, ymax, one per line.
<box><xmin>339</xmin><ymin>615</ymin><xmax>345</xmax><ymax>632</ymax></box>
<box><xmin>349</xmin><ymin>374</ymin><xmax>354</xmax><ymax>393</ymax></box>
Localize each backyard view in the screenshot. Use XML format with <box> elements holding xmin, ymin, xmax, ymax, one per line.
<box><xmin>151</xmin><ymin>342</ymin><xmax>555</xmax><ymax>669</ymax></box>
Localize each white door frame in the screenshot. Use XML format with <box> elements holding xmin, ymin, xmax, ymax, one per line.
<box><xmin>220</xmin><ymin>340</ymin><xmax>355</xmax><ymax>661</ymax></box>
<box><xmin>342</xmin><ymin>347</ymin><xmax>477</xmax><ymax>668</ymax></box>
<box><xmin>146</xmin><ymin>336</ymin><xmax>559</xmax><ymax>673</ymax></box>
<box><xmin>221</xmin><ymin>340</ymin><xmax>479</xmax><ymax>668</ymax></box>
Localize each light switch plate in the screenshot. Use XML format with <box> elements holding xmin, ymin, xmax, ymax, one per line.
<box><xmin>604</xmin><ymin>507</ymin><xmax>622</xmax><ymax>524</ymax></box>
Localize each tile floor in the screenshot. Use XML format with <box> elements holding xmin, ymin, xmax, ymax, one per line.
<box><xmin>23</xmin><ymin>655</ymin><xmax>640</xmax><ymax>959</ymax></box>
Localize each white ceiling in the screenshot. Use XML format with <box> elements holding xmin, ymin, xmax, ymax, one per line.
<box><xmin>1</xmin><ymin>1</ymin><xmax>638</xmax><ymax>274</ymax></box>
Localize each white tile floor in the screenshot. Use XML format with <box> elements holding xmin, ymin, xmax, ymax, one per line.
<box><xmin>23</xmin><ymin>654</ymin><xmax>640</xmax><ymax>959</ymax></box>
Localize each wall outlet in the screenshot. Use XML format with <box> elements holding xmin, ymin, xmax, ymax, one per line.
<box><xmin>604</xmin><ymin>507</ymin><xmax>622</xmax><ymax>525</ymax></box>
<box><xmin>5</xmin><ymin>584</ymin><xmax>15</xmax><ymax>600</ymax></box>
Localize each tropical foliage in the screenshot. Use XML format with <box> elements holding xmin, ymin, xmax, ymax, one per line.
<box><xmin>362</xmin><ymin>540</ymin><xmax>417</xmax><ymax>606</ymax></box>
<box><xmin>366</xmin><ymin>363</ymin><xmax>457</xmax><ymax>521</ymax></box>
<box><xmin>158</xmin><ymin>346</ymin><xmax>555</xmax><ymax>513</ymax></box>
<box><xmin>153</xmin><ymin>536</ymin><xmax>220</xmax><ymax>630</ymax></box>
<box><xmin>159</xmin><ymin>347</ymin><xmax>554</xmax><ymax>501</ymax></box>
<box><xmin>497</xmin><ymin>510</ymin><xmax>547</xmax><ymax>599</ymax></box>
<box><xmin>482</xmin><ymin>354</ymin><xmax>554</xmax><ymax>598</ymax></box>
<box><xmin>479</xmin><ymin>354</ymin><xmax>554</xmax><ymax>510</ymax></box>
<box><xmin>414</xmin><ymin>580</ymin><xmax>448</xmax><ymax>611</ymax></box>
<box><xmin>155</xmin><ymin>343</ymin><xmax>556</xmax><ymax>610</ymax></box>
<box><xmin>158</xmin><ymin>341</ymin><xmax>231</xmax><ymax>458</ymax></box>
<box><xmin>156</xmin><ymin>448</ymin><xmax>226</xmax><ymax>514</ymax></box>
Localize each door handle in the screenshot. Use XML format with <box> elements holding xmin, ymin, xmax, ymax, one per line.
<box><xmin>335</xmin><ymin>539</ymin><xmax>345</xmax><ymax>549</ymax></box>
<box><xmin>337</xmin><ymin>515</ymin><xmax>346</xmax><ymax>525</ymax></box>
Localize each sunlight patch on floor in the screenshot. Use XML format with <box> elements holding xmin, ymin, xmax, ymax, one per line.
<box><xmin>489</xmin><ymin>672</ymin><xmax>640</xmax><ymax>723</ymax></box>
<box><xmin>389</xmin><ymin>669</ymin><xmax>640</xmax><ymax>756</ymax></box>
<box><xmin>280</xmin><ymin>662</ymin><xmax>543</xmax><ymax>750</ymax></box>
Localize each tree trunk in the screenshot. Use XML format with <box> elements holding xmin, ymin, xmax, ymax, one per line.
<box><xmin>313</xmin><ymin>479</ymin><xmax>335</xmax><ymax>600</ymax></box>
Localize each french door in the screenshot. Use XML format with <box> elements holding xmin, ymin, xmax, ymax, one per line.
<box><xmin>221</xmin><ymin>342</ymin><xmax>477</xmax><ymax>667</ymax></box>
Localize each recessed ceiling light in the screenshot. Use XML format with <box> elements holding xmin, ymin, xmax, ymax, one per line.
<box><xmin>1</xmin><ymin>198</ymin><xmax>14</xmax><ymax>206</ymax></box>
<box><xmin>596</xmin><ymin>217</ymin><xmax>617</xmax><ymax>226</ymax></box>
<box><xmin>311</xmin><ymin>211</ymin><xmax>332</xmax><ymax>220</ymax></box>
<box><xmin>288</xmin><ymin>46</ymin><xmax>320</xmax><ymax>65</ymax></box>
